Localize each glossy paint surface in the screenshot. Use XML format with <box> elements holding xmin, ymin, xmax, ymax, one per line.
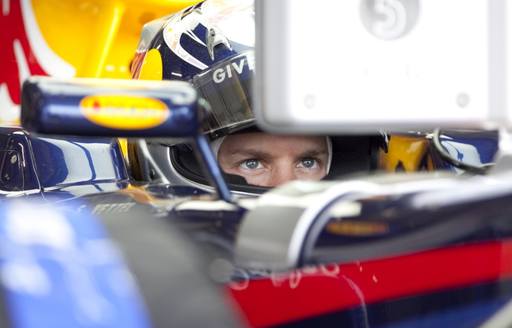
<box><xmin>31</xmin><ymin>136</ymin><xmax>127</xmax><ymax>188</ymax></box>
<box><xmin>0</xmin><ymin>127</ymin><xmax>128</xmax><ymax>197</ymax></box>
<box><xmin>309</xmin><ymin>185</ymin><xmax>512</xmax><ymax>261</ymax></box>
<box><xmin>1</xmin><ymin>126</ymin><xmax>510</xmax><ymax>327</ymax></box>
<box><xmin>229</xmin><ymin>240</ymin><xmax>512</xmax><ymax>327</ymax></box>
<box><xmin>7</xmin><ymin>0</ymin><xmax>511</xmax><ymax>325</ymax></box>
<box><xmin>21</xmin><ymin>78</ymin><xmax>200</xmax><ymax>138</ymax></box>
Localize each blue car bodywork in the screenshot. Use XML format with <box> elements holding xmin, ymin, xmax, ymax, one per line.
<box><xmin>2</xmin><ymin>121</ymin><xmax>512</xmax><ymax>327</ymax></box>
<box><xmin>0</xmin><ymin>127</ymin><xmax>128</xmax><ymax>198</ymax></box>
<box><xmin>0</xmin><ymin>76</ymin><xmax>508</xmax><ymax>327</ymax></box>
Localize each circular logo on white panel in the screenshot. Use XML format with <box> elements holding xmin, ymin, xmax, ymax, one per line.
<box><xmin>360</xmin><ymin>0</ymin><xmax>420</xmax><ymax>40</ymax></box>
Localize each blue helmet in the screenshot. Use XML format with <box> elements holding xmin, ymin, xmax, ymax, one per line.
<box><xmin>132</xmin><ymin>0</ymin><xmax>256</xmax><ymax>139</ymax></box>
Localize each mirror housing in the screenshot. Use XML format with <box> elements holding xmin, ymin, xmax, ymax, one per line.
<box><xmin>21</xmin><ymin>76</ymin><xmax>200</xmax><ymax>138</ymax></box>
<box><xmin>21</xmin><ymin>76</ymin><xmax>232</xmax><ymax>202</ymax></box>
<box><xmin>255</xmin><ymin>0</ymin><xmax>508</xmax><ymax>133</ymax></box>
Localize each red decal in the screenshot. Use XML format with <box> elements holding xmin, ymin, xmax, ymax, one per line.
<box><xmin>228</xmin><ymin>240</ymin><xmax>512</xmax><ymax>327</ymax></box>
<box><xmin>0</xmin><ymin>0</ymin><xmax>47</xmax><ymax>104</ymax></box>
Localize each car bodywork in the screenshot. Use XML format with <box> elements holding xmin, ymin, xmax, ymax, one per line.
<box><xmin>0</xmin><ymin>75</ymin><xmax>508</xmax><ymax>327</ymax></box>
<box><xmin>2</xmin><ymin>1</ymin><xmax>510</xmax><ymax>327</ymax></box>
<box><xmin>2</xmin><ymin>125</ymin><xmax>511</xmax><ymax>327</ymax></box>
<box><xmin>0</xmin><ymin>127</ymin><xmax>127</xmax><ymax>198</ymax></box>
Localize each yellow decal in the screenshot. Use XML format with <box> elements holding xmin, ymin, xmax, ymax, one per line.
<box><xmin>81</xmin><ymin>95</ymin><xmax>169</xmax><ymax>130</ymax></box>
<box><xmin>326</xmin><ymin>221</ymin><xmax>389</xmax><ymax>236</ymax></box>
<box><xmin>379</xmin><ymin>135</ymin><xmax>430</xmax><ymax>172</ymax></box>
<box><xmin>138</xmin><ymin>49</ymin><xmax>164</xmax><ymax>81</ymax></box>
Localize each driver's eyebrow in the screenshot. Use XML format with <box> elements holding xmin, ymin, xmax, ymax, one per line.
<box><xmin>225</xmin><ymin>148</ymin><xmax>328</xmax><ymax>162</ymax></box>
<box><xmin>297</xmin><ymin>149</ymin><xmax>328</xmax><ymax>158</ymax></box>
<box><xmin>225</xmin><ymin>149</ymin><xmax>272</xmax><ymax>160</ymax></box>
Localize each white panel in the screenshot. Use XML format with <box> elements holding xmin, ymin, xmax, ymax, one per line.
<box><xmin>255</xmin><ymin>0</ymin><xmax>506</xmax><ymax>133</ymax></box>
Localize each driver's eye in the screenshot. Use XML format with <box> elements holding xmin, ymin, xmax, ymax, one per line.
<box><xmin>298</xmin><ymin>158</ymin><xmax>318</xmax><ymax>169</ymax></box>
<box><xmin>240</xmin><ymin>159</ymin><xmax>262</xmax><ymax>170</ymax></box>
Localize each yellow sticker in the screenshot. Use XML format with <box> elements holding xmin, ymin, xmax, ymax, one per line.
<box><xmin>138</xmin><ymin>49</ymin><xmax>163</xmax><ymax>81</ymax></box>
<box><xmin>326</xmin><ymin>221</ymin><xmax>389</xmax><ymax>236</ymax></box>
<box><xmin>80</xmin><ymin>95</ymin><xmax>170</xmax><ymax>130</ymax></box>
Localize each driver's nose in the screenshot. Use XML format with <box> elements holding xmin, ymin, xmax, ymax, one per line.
<box><xmin>268</xmin><ymin>164</ymin><xmax>298</xmax><ymax>187</ymax></box>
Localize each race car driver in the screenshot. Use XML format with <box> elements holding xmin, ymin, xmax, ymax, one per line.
<box><xmin>211</xmin><ymin>132</ymin><xmax>331</xmax><ymax>187</ymax></box>
<box><xmin>130</xmin><ymin>0</ymin><xmax>387</xmax><ymax>190</ymax></box>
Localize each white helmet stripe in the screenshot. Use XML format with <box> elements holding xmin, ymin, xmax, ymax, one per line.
<box><xmin>163</xmin><ymin>15</ymin><xmax>208</xmax><ymax>70</ymax></box>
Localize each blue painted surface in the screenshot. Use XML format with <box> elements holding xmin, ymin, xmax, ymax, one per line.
<box><xmin>0</xmin><ymin>200</ymin><xmax>151</xmax><ymax>328</ymax></box>
<box><xmin>29</xmin><ymin>136</ymin><xmax>128</xmax><ymax>188</ymax></box>
<box><xmin>377</xmin><ymin>299</ymin><xmax>506</xmax><ymax>328</ymax></box>
<box><xmin>7</xmin><ymin>99</ymin><xmax>511</xmax><ymax>328</ymax></box>
<box><xmin>0</xmin><ymin>128</ymin><xmax>130</xmax><ymax>196</ymax></box>
<box><xmin>21</xmin><ymin>79</ymin><xmax>200</xmax><ymax>138</ymax></box>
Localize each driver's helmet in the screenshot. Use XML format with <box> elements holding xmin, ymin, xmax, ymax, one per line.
<box><xmin>130</xmin><ymin>0</ymin><xmax>389</xmax><ymax>193</ymax></box>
